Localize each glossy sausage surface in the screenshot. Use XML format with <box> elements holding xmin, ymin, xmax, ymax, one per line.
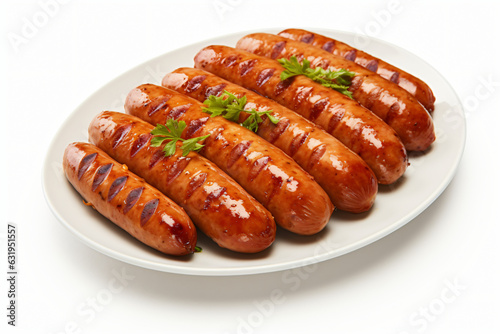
<box><xmin>89</xmin><ymin>111</ymin><xmax>276</xmax><ymax>253</ymax></box>
<box><xmin>236</xmin><ymin>33</ymin><xmax>435</xmax><ymax>151</ymax></box>
<box><xmin>278</xmin><ymin>28</ymin><xmax>436</xmax><ymax>111</ymax></box>
<box><xmin>125</xmin><ymin>84</ymin><xmax>334</xmax><ymax>235</ymax></box>
<box><xmin>194</xmin><ymin>45</ymin><xmax>407</xmax><ymax>185</ymax></box>
<box><xmin>63</xmin><ymin>142</ymin><xmax>197</xmax><ymax>256</ymax></box>
<box><xmin>163</xmin><ymin>67</ymin><xmax>378</xmax><ymax>213</ymax></box>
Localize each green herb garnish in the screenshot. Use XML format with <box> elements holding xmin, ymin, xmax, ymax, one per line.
<box><xmin>150</xmin><ymin>119</ymin><xmax>209</xmax><ymax>157</ymax></box>
<box><xmin>278</xmin><ymin>56</ymin><xmax>355</xmax><ymax>98</ymax></box>
<box><xmin>194</xmin><ymin>246</ymin><xmax>203</xmax><ymax>253</ymax></box>
<box><xmin>202</xmin><ymin>90</ymin><xmax>279</xmax><ymax>132</ymax></box>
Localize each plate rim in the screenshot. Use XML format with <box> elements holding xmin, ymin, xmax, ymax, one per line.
<box><xmin>41</xmin><ymin>27</ymin><xmax>467</xmax><ymax>276</ymax></box>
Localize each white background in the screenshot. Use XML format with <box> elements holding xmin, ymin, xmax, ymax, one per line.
<box><xmin>1</xmin><ymin>0</ymin><xmax>499</xmax><ymax>333</ymax></box>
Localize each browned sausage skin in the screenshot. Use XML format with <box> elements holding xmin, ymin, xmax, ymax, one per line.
<box><xmin>163</xmin><ymin>67</ymin><xmax>378</xmax><ymax>213</ymax></box>
<box><xmin>278</xmin><ymin>28</ymin><xmax>436</xmax><ymax>112</ymax></box>
<box><xmin>236</xmin><ymin>33</ymin><xmax>435</xmax><ymax>152</ymax></box>
<box><xmin>194</xmin><ymin>45</ymin><xmax>407</xmax><ymax>185</ymax></box>
<box><xmin>63</xmin><ymin>142</ymin><xmax>197</xmax><ymax>256</ymax></box>
<box><xmin>125</xmin><ymin>84</ymin><xmax>334</xmax><ymax>235</ymax></box>
<box><xmin>89</xmin><ymin>111</ymin><xmax>276</xmax><ymax>253</ymax></box>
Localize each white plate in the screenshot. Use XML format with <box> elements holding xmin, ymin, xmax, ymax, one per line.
<box><xmin>42</xmin><ymin>28</ymin><xmax>466</xmax><ymax>276</ymax></box>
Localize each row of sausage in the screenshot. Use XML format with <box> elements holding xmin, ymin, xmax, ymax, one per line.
<box><xmin>63</xmin><ymin>29</ymin><xmax>435</xmax><ymax>256</ymax></box>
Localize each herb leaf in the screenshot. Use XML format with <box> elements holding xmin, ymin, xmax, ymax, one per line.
<box><xmin>162</xmin><ymin>140</ymin><xmax>178</xmax><ymax>157</ymax></box>
<box><xmin>202</xmin><ymin>91</ymin><xmax>279</xmax><ymax>132</ymax></box>
<box><xmin>278</xmin><ymin>56</ymin><xmax>355</xmax><ymax>98</ymax></box>
<box><xmin>180</xmin><ymin>134</ymin><xmax>210</xmax><ymax>156</ymax></box>
<box><xmin>150</xmin><ymin>119</ymin><xmax>210</xmax><ymax>157</ymax></box>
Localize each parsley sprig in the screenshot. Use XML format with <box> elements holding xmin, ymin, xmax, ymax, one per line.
<box><xmin>202</xmin><ymin>91</ymin><xmax>279</xmax><ymax>132</ymax></box>
<box><xmin>278</xmin><ymin>56</ymin><xmax>355</xmax><ymax>98</ymax></box>
<box><xmin>150</xmin><ymin>119</ymin><xmax>210</xmax><ymax>157</ymax></box>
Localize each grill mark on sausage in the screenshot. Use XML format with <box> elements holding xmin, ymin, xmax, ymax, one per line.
<box><xmin>203</xmin><ymin>186</ymin><xmax>227</xmax><ymax>210</ymax></box>
<box><xmin>186</xmin><ymin>75</ymin><xmax>206</xmax><ymax>93</ymax></box>
<box><xmin>300</xmin><ymin>33</ymin><xmax>314</xmax><ymax>44</ymax></box>
<box><xmin>319</xmin><ymin>59</ymin><xmax>331</xmax><ymax>69</ymax></box>
<box><xmin>184</xmin><ymin>117</ymin><xmax>209</xmax><ymax>138</ymax></box>
<box><xmin>239</xmin><ymin>59</ymin><xmax>257</xmax><ymax>77</ymax></box>
<box><xmin>112</xmin><ymin>124</ymin><xmax>133</xmax><ymax>149</ymax></box>
<box><xmin>344</xmin><ymin>50</ymin><xmax>357</xmax><ymax>61</ymax></box>
<box><xmin>310</xmin><ymin>99</ymin><xmax>329</xmax><ymax>121</ymax></box>
<box><xmin>149</xmin><ymin>95</ymin><xmax>172</xmax><ymax>116</ymax></box>
<box><xmin>227</xmin><ymin>140</ymin><xmax>251</xmax><ymax>169</ymax></box>
<box><xmin>165</xmin><ymin>220</ymin><xmax>187</xmax><ymax>244</ymax></box>
<box><xmin>123</xmin><ymin>187</ymin><xmax>144</xmax><ymax>214</ymax></box>
<box><xmin>185</xmin><ymin>172</ymin><xmax>207</xmax><ymax>199</ymax></box>
<box><xmin>92</xmin><ymin>163</ymin><xmax>113</xmax><ymax>191</ymax></box>
<box><xmin>289</xmin><ymin>132</ymin><xmax>310</xmax><ymax>157</ymax></box>
<box><xmin>224</xmin><ymin>55</ymin><xmax>238</xmax><ymax>67</ymax></box>
<box><xmin>366</xmin><ymin>59</ymin><xmax>379</xmax><ymax>72</ymax></box>
<box><xmin>327</xmin><ymin>110</ymin><xmax>345</xmax><ymax>133</ymax></box>
<box><xmin>359</xmin><ymin>77</ymin><xmax>383</xmax><ymax>110</ymax></box>
<box><xmin>293</xmin><ymin>86</ymin><xmax>313</xmax><ymax>109</ymax></box>
<box><xmin>349</xmin><ymin>76</ymin><xmax>363</xmax><ymax>92</ymax></box>
<box><xmin>270</xmin><ymin>41</ymin><xmax>286</xmax><ymax>59</ymax></box>
<box><xmin>204</xmin><ymin>83</ymin><xmax>227</xmax><ymax>99</ymax></box>
<box><xmin>107</xmin><ymin>176</ymin><xmax>128</xmax><ymax>202</ymax></box>
<box><xmin>274</xmin><ymin>78</ymin><xmax>294</xmax><ymax>96</ymax></box>
<box><xmin>78</xmin><ymin>153</ymin><xmax>97</xmax><ymax>180</ymax></box>
<box><xmin>267</xmin><ymin>175</ymin><xmax>284</xmax><ymax>205</ymax></box>
<box><xmin>148</xmin><ymin>149</ymin><xmax>166</xmax><ymax>169</ymax></box>
<box><xmin>267</xmin><ymin>118</ymin><xmax>290</xmax><ymax>143</ymax></box>
<box><xmin>256</xmin><ymin>68</ymin><xmax>276</xmax><ymax>87</ymax></box>
<box><xmin>387</xmin><ymin>102</ymin><xmax>401</xmax><ymax>121</ymax></box>
<box><xmin>322</xmin><ymin>41</ymin><xmax>335</xmax><ymax>53</ymax></box>
<box><xmin>166</xmin><ymin>220</ymin><xmax>183</xmax><ymax>234</ymax></box>
<box><xmin>248</xmin><ymin>156</ymin><xmax>270</xmax><ymax>181</ymax></box>
<box><xmin>205</xmin><ymin>126</ymin><xmax>229</xmax><ymax>149</ymax></box>
<box><xmin>167</xmin><ymin>157</ymin><xmax>191</xmax><ymax>185</ymax></box>
<box><xmin>309</xmin><ymin>144</ymin><xmax>326</xmax><ymax>168</ymax></box>
<box><xmin>140</xmin><ymin>198</ymin><xmax>159</xmax><ymax>227</ymax></box>
<box><xmin>130</xmin><ymin>133</ymin><xmax>152</xmax><ymax>158</ymax></box>
<box><xmin>168</xmin><ymin>104</ymin><xmax>192</xmax><ymax>120</ymax></box>
<box><xmin>295</xmin><ymin>54</ymin><xmax>305</xmax><ymax>62</ymax></box>
<box><xmin>390</xmin><ymin>71</ymin><xmax>400</xmax><ymax>84</ymax></box>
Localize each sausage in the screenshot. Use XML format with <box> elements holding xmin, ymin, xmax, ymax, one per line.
<box><xmin>194</xmin><ymin>45</ymin><xmax>407</xmax><ymax>185</ymax></box>
<box><xmin>125</xmin><ymin>84</ymin><xmax>334</xmax><ymax>235</ymax></box>
<box><xmin>236</xmin><ymin>33</ymin><xmax>435</xmax><ymax>151</ymax></box>
<box><xmin>278</xmin><ymin>28</ymin><xmax>436</xmax><ymax>112</ymax></box>
<box><xmin>88</xmin><ymin>111</ymin><xmax>276</xmax><ymax>253</ymax></box>
<box><xmin>63</xmin><ymin>142</ymin><xmax>197</xmax><ymax>256</ymax></box>
<box><xmin>162</xmin><ymin>67</ymin><xmax>378</xmax><ymax>213</ymax></box>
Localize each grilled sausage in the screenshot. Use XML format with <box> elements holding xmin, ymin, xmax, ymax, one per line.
<box><xmin>125</xmin><ymin>84</ymin><xmax>334</xmax><ymax>235</ymax></box>
<box><xmin>63</xmin><ymin>142</ymin><xmax>197</xmax><ymax>256</ymax></box>
<box><xmin>162</xmin><ymin>67</ymin><xmax>378</xmax><ymax>213</ymax></box>
<box><xmin>88</xmin><ymin>111</ymin><xmax>276</xmax><ymax>253</ymax></box>
<box><xmin>236</xmin><ymin>33</ymin><xmax>435</xmax><ymax>151</ymax></box>
<box><xmin>278</xmin><ymin>28</ymin><xmax>436</xmax><ymax>111</ymax></box>
<box><xmin>194</xmin><ymin>45</ymin><xmax>407</xmax><ymax>185</ymax></box>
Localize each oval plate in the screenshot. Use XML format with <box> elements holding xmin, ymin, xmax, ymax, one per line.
<box><xmin>42</xmin><ymin>29</ymin><xmax>466</xmax><ymax>276</ymax></box>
